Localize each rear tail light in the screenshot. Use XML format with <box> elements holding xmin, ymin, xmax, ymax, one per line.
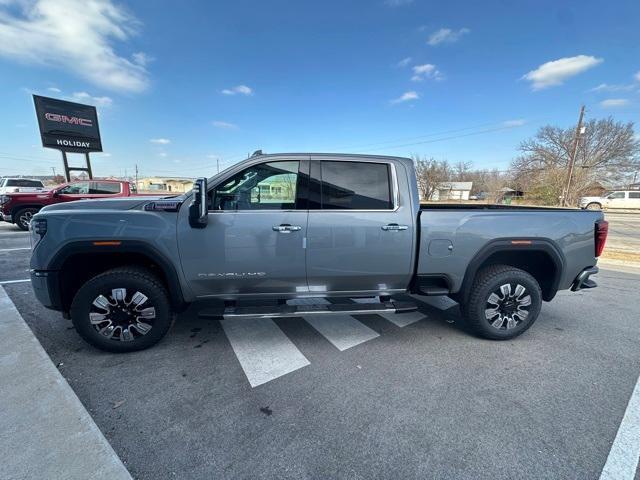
<box><xmin>595</xmin><ymin>220</ymin><xmax>608</xmax><ymax>257</ymax></box>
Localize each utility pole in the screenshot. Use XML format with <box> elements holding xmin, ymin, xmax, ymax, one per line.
<box><xmin>216</xmin><ymin>158</ymin><xmax>220</xmax><ymax>174</ymax></box>
<box><xmin>135</xmin><ymin>164</ymin><xmax>139</xmax><ymax>188</ymax></box>
<box><xmin>50</xmin><ymin>167</ymin><xmax>56</xmax><ymax>177</ymax></box>
<box><xmin>562</xmin><ymin>105</ymin><xmax>585</xmax><ymax>207</ymax></box>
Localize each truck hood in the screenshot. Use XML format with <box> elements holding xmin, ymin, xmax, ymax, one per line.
<box><xmin>41</xmin><ymin>196</ymin><xmax>163</xmax><ymax>212</ymax></box>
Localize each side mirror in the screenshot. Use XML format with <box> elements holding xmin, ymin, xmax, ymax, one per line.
<box><xmin>189</xmin><ymin>178</ymin><xmax>208</xmax><ymax>229</ymax></box>
<box><xmin>52</xmin><ymin>189</ymin><xmax>60</xmax><ymax>197</ymax></box>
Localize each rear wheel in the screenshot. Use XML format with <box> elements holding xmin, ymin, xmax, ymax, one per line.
<box><xmin>586</xmin><ymin>202</ymin><xmax>602</xmax><ymax>210</ymax></box>
<box><xmin>15</xmin><ymin>207</ymin><xmax>39</xmax><ymax>230</ymax></box>
<box><xmin>463</xmin><ymin>265</ymin><xmax>542</xmax><ymax>340</ymax></box>
<box><xmin>70</xmin><ymin>267</ymin><xmax>173</xmax><ymax>352</ymax></box>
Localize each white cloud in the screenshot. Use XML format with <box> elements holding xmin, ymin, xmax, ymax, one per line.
<box><xmin>600</xmin><ymin>98</ymin><xmax>629</xmax><ymax>108</ymax></box>
<box><xmin>71</xmin><ymin>91</ymin><xmax>112</xmax><ymax>107</ymax></box>
<box><xmin>150</xmin><ymin>138</ymin><xmax>171</xmax><ymax>144</ymax></box>
<box><xmin>391</xmin><ymin>91</ymin><xmax>419</xmax><ymax>104</ymax></box>
<box><xmin>47</xmin><ymin>86</ymin><xmax>61</xmax><ymax>93</ymax></box>
<box><xmin>502</xmin><ymin>119</ymin><xmax>527</xmax><ymax>127</ymax></box>
<box><xmin>635</xmin><ymin>71</ymin><xmax>640</xmax><ymax>82</ymax></box>
<box><xmin>522</xmin><ymin>55</ymin><xmax>603</xmax><ymax>90</ymax></box>
<box><xmin>384</xmin><ymin>0</ymin><xmax>414</xmax><ymax>6</ymax></box>
<box><xmin>213</xmin><ymin>120</ymin><xmax>238</xmax><ymax>129</ymax></box>
<box><xmin>589</xmin><ymin>83</ymin><xmax>635</xmax><ymax>93</ymax></box>
<box><xmin>158</xmin><ymin>152</ymin><xmax>168</xmax><ymax>158</ymax></box>
<box><xmin>427</xmin><ymin>27</ymin><xmax>470</xmax><ymax>46</ymax></box>
<box><xmin>221</xmin><ymin>85</ymin><xmax>253</xmax><ymax>96</ymax></box>
<box><xmin>396</xmin><ymin>57</ymin><xmax>412</xmax><ymax>68</ymax></box>
<box><xmin>411</xmin><ymin>63</ymin><xmax>443</xmax><ymax>82</ymax></box>
<box><xmin>132</xmin><ymin>51</ymin><xmax>153</xmax><ymax>67</ymax></box>
<box><xmin>0</xmin><ymin>0</ymin><xmax>149</xmax><ymax>93</ymax></box>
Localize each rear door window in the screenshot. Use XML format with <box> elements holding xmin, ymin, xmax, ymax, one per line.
<box><xmin>320</xmin><ymin>161</ymin><xmax>393</xmax><ymax>210</ymax></box>
<box><xmin>6</xmin><ymin>179</ymin><xmax>44</xmax><ymax>188</ymax></box>
<box><xmin>90</xmin><ymin>182</ymin><xmax>121</xmax><ymax>194</ymax></box>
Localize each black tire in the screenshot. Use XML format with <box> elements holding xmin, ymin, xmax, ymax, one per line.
<box><xmin>462</xmin><ymin>264</ymin><xmax>542</xmax><ymax>340</ymax></box>
<box><xmin>14</xmin><ymin>207</ymin><xmax>39</xmax><ymax>231</ymax></box>
<box><xmin>70</xmin><ymin>267</ymin><xmax>173</xmax><ymax>352</ymax></box>
<box><xmin>586</xmin><ymin>202</ymin><xmax>602</xmax><ymax>210</ymax></box>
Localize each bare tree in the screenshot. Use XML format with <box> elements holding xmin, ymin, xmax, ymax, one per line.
<box><xmin>412</xmin><ymin>155</ymin><xmax>451</xmax><ymax>201</ymax></box>
<box><xmin>452</xmin><ymin>161</ymin><xmax>473</xmax><ymax>181</ymax></box>
<box><xmin>512</xmin><ymin>117</ymin><xmax>639</xmax><ymax>205</ymax></box>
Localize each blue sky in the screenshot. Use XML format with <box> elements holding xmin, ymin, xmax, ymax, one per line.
<box><xmin>0</xmin><ymin>0</ymin><xmax>639</xmax><ymax>178</ymax></box>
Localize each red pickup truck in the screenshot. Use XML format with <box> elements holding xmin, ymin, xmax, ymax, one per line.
<box><xmin>1</xmin><ymin>179</ymin><xmax>141</xmax><ymax>230</ymax></box>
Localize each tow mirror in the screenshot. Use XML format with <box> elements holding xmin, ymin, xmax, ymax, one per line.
<box><xmin>189</xmin><ymin>178</ymin><xmax>208</xmax><ymax>229</ymax></box>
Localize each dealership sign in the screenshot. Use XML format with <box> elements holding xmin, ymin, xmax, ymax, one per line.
<box><xmin>33</xmin><ymin>95</ymin><xmax>102</xmax><ymax>153</ymax></box>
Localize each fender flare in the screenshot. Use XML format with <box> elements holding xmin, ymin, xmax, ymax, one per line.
<box><xmin>458</xmin><ymin>238</ymin><xmax>565</xmax><ymax>302</ymax></box>
<box><xmin>48</xmin><ymin>240</ymin><xmax>187</xmax><ymax>310</ymax></box>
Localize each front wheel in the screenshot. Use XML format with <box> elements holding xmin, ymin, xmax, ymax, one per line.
<box><xmin>585</xmin><ymin>202</ymin><xmax>602</xmax><ymax>210</ymax></box>
<box><xmin>462</xmin><ymin>265</ymin><xmax>542</xmax><ymax>340</ymax></box>
<box><xmin>15</xmin><ymin>207</ymin><xmax>39</xmax><ymax>230</ymax></box>
<box><xmin>70</xmin><ymin>267</ymin><xmax>173</xmax><ymax>352</ymax></box>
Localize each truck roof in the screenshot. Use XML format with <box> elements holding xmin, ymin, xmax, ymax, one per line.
<box><xmin>251</xmin><ymin>152</ymin><xmax>412</xmax><ymax>162</ymax></box>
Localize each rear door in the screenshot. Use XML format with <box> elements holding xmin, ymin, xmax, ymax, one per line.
<box><xmin>628</xmin><ymin>191</ymin><xmax>640</xmax><ymax>209</ymax></box>
<box><xmin>305</xmin><ymin>158</ymin><xmax>414</xmax><ymax>294</ymax></box>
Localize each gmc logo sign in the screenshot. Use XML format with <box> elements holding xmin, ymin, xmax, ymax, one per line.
<box><xmin>45</xmin><ymin>112</ymin><xmax>93</xmax><ymax>127</ymax></box>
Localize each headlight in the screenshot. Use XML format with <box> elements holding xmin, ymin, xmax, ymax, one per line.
<box><xmin>29</xmin><ymin>218</ymin><xmax>47</xmax><ymax>250</ymax></box>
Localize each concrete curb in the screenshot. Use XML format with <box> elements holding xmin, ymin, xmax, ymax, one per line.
<box><xmin>0</xmin><ymin>286</ymin><xmax>132</xmax><ymax>480</ymax></box>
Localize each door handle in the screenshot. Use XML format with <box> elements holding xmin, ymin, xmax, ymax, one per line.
<box><xmin>381</xmin><ymin>223</ymin><xmax>408</xmax><ymax>231</ymax></box>
<box><xmin>273</xmin><ymin>224</ymin><xmax>302</xmax><ymax>233</ymax></box>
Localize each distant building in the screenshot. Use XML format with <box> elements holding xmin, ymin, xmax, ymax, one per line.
<box><xmin>430</xmin><ymin>181</ymin><xmax>473</xmax><ymax>201</ymax></box>
<box><xmin>137</xmin><ymin>177</ymin><xmax>194</xmax><ymax>193</ymax></box>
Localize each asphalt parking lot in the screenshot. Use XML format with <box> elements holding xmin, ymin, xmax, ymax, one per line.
<box><xmin>1</xmin><ymin>219</ymin><xmax>639</xmax><ymax>480</ymax></box>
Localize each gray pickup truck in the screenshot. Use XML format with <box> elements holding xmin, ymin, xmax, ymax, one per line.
<box><xmin>29</xmin><ymin>153</ymin><xmax>608</xmax><ymax>352</ymax></box>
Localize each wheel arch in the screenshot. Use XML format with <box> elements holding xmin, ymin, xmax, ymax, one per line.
<box><xmin>457</xmin><ymin>238</ymin><xmax>565</xmax><ymax>303</ymax></box>
<box><xmin>48</xmin><ymin>240</ymin><xmax>187</xmax><ymax>313</ymax></box>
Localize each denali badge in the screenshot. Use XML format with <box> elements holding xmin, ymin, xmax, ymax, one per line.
<box><xmin>198</xmin><ymin>272</ymin><xmax>267</xmax><ymax>278</ymax></box>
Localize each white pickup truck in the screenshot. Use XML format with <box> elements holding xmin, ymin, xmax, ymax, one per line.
<box><xmin>580</xmin><ymin>190</ymin><xmax>640</xmax><ymax>210</ymax></box>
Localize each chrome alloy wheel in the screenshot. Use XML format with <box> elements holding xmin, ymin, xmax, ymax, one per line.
<box><xmin>89</xmin><ymin>288</ymin><xmax>156</xmax><ymax>341</ymax></box>
<box><xmin>484</xmin><ymin>283</ymin><xmax>531</xmax><ymax>330</ymax></box>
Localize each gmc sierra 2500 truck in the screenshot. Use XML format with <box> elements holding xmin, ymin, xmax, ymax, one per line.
<box><xmin>29</xmin><ymin>153</ymin><xmax>607</xmax><ymax>352</ymax></box>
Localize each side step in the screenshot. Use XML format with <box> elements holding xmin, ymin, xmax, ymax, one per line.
<box><xmin>199</xmin><ymin>301</ymin><xmax>417</xmax><ymax>319</ymax></box>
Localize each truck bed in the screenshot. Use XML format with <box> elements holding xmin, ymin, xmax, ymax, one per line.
<box><xmin>420</xmin><ymin>203</ymin><xmax>582</xmax><ymax>212</ymax></box>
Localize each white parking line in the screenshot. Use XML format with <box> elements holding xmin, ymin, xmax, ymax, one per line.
<box><xmin>599</xmin><ymin>374</ymin><xmax>640</xmax><ymax>480</ymax></box>
<box><xmin>0</xmin><ymin>247</ymin><xmax>31</xmax><ymax>252</ymax></box>
<box><xmin>221</xmin><ymin>317</ymin><xmax>310</xmax><ymax>388</ymax></box>
<box><xmin>378</xmin><ymin>311</ymin><xmax>426</xmax><ymax>328</ymax></box>
<box><xmin>0</xmin><ymin>279</ymin><xmax>30</xmax><ymax>285</ymax></box>
<box><xmin>304</xmin><ymin>314</ymin><xmax>379</xmax><ymax>351</ymax></box>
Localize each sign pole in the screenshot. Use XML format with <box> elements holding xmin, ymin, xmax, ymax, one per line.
<box><xmin>61</xmin><ymin>150</ymin><xmax>71</xmax><ymax>182</ymax></box>
<box><xmin>85</xmin><ymin>153</ymin><xmax>93</xmax><ymax>179</ymax></box>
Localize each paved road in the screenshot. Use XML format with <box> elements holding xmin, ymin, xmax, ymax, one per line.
<box><xmin>1</xmin><ymin>221</ymin><xmax>639</xmax><ymax>479</ymax></box>
<box><xmin>604</xmin><ymin>212</ymin><xmax>640</xmax><ymax>254</ymax></box>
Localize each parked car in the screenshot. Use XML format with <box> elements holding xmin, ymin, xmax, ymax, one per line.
<box><xmin>1</xmin><ymin>179</ymin><xmax>142</xmax><ymax>230</ymax></box>
<box><xmin>0</xmin><ymin>178</ymin><xmax>45</xmax><ymax>194</ymax></box>
<box><xmin>29</xmin><ymin>153</ymin><xmax>607</xmax><ymax>352</ymax></box>
<box><xmin>579</xmin><ymin>190</ymin><xmax>640</xmax><ymax>210</ymax></box>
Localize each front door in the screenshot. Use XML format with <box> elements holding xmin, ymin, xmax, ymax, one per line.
<box><xmin>177</xmin><ymin>159</ymin><xmax>309</xmax><ymax>298</ymax></box>
<box><xmin>305</xmin><ymin>159</ymin><xmax>415</xmax><ymax>294</ymax></box>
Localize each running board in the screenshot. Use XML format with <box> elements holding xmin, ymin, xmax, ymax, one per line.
<box><xmin>199</xmin><ymin>301</ymin><xmax>417</xmax><ymax>319</ymax></box>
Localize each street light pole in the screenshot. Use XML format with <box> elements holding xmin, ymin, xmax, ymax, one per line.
<box><xmin>562</xmin><ymin>105</ymin><xmax>586</xmax><ymax>207</ymax></box>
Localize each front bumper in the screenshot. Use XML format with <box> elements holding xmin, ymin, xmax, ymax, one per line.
<box><xmin>30</xmin><ymin>270</ymin><xmax>63</xmax><ymax>311</ymax></box>
<box><xmin>1</xmin><ymin>213</ymin><xmax>12</xmax><ymax>222</ymax></box>
<box><xmin>571</xmin><ymin>266</ymin><xmax>599</xmax><ymax>291</ymax></box>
